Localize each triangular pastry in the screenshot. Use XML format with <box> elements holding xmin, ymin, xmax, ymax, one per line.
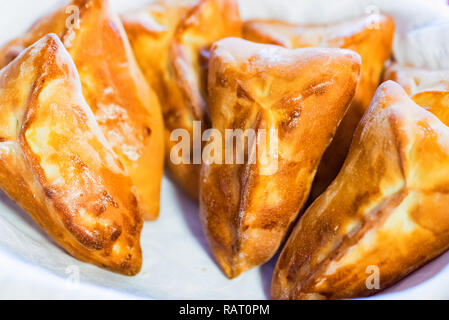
<box><xmin>123</xmin><ymin>0</ymin><xmax>241</xmax><ymax>200</ymax></box>
<box><xmin>0</xmin><ymin>34</ymin><xmax>142</xmax><ymax>275</ymax></box>
<box><xmin>201</xmin><ymin>38</ymin><xmax>361</xmax><ymax>278</ymax></box>
<box><xmin>0</xmin><ymin>0</ymin><xmax>165</xmax><ymax>220</ymax></box>
<box><xmin>272</xmin><ymin>81</ymin><xmax>449</xmax><ymax>299</ymax></box>
<box><xmin>244</xmin><ymin>14</ymin><xmax>394</xmax><ymax>201</ymax></box>
<box><xmin>385</xmin><ymin>63</ymin><xmax>449</xmax><ymax>96</ymax></box>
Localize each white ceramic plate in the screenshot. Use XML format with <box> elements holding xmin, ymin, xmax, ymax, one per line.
<box><xmin>0</xmin><ymin>0</ymin><xmax>449</xmax><ymax>300</ymax></box>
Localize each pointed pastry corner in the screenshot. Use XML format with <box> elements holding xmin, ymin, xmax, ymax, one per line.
<box><xmin>202</xmin><ymin>38</ymin><xmax>360</xmax><ymax>278</ymax></box>
<box><xmin>272</xmin><ymin>80</ymin><xmax>449</xmax><ymax>299</ymax></box>
<box><xmin>384</xmin><ymin>62</ymin><xmax>449</xmax><ymax>126</ymax></box>
<box><xmin>243</xmin><ymin>14</ymin><xmax>394</xmax><ymax>203</ymax></box>
<box><xmin>371</xmin><ymin>80</ymin><xmax>411</xmax><ymax>107</ymax></box>
<box><xmin>0</xmin><ymin>34</ymin><xmax>143</xmax><ymax>275</ymax></box>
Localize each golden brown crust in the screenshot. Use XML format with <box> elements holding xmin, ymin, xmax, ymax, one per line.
<box><xmin>384</xmin><ymin>63</ymin><xmax>449</xmax><ymax>126</ymax></box>
<box><xmin>384</xmin><ymin>63</ymin><xmax>449</xmax><ymax>96</ymax></box>
<box><xmin>123</xmin><ymin>0</ymin><xmax>241</xmax><ymax>200</ymax></box>
<box><xmin>244</xmin><ymin>15</ymin><xmax>395</xmax><ymax>201</ymax></box>
<box><xmin>0</xmin><ymin>34</ymin><xmax>142</xmax><ymax>275</ymax></box>
<box><xmin>272</xmin><ymin>81</ymin><xmax>449</xmax><ymax>299</ymax></box>
<box><xmin>201</xmin><ymin>38</ymin><xmax>361</xmax><ymax>278</ymax></box>
<box><xmin>0</xmin><ymin>0</ymin><xmax>165</xmax><ymax>220</ymax></box>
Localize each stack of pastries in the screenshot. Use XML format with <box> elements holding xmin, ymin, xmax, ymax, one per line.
<box><xmin>0</xmin><ymin>0</ymin><xmax>448</xmax><ymax>299</ymax></box>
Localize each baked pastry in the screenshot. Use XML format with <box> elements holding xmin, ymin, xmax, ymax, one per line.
<box><xmin>272</xmin><ymin>81</ymin><xmax>449</xmax><ymax>299</ymax></box>
<box><xmin>385</xmin><ymin>63</ymin><xmax>449</xmax><ymax>125</ymax></box>
<box><xmin>244</xmin><ymin>14</ymin><xmax>394</xmax><ymax>201</ymax></box>
<box><xmin>384</xmin><ymin>63</ymin><xmax>449</xmax><ymax>96</ymax></box>
<box><xmin>123</xmin><ymin>0</ymin><xmax>241</xmax><ymax>200</ymax></box>
<box><xmin>201</xmin><ymin>38</ymin><xmax>361</xmax><ymax>278</ymax></box>
<box><xmin>0</xmin><ymin>0</ymin><xmax>165</xmax><ymax>220</ymax></box>
<box><xmin>0</xmin><ymin>34</ymin><xmax>142</xmax><ymax>275</ymax></box>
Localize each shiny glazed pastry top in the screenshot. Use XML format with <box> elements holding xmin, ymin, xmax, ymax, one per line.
<box><xmin>0</xmin><ymin>34</ymin><xmax>142</xmax><ymax>275</ymax></box>
<box><xmin>123</xmin><ymin>0</ymin><xmax>242</xmax><ymax>200</ymax></box>
<box><xmin>385</xmin><ymin>62</ymin><xmax>449</xmax><ymax>121</ymax></box>
<box><xmin>0</xmin><ymin>0</ymin><xmax>165</xmax><ymax>220</ymax></box>
<box><xmin>201</xmin><ymin>38</ymin><xmax>361</xmax><ymax>278</ymax></box>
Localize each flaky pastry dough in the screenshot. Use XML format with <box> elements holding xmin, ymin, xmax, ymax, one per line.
<box><xmin>201</xmin><ymin>38</ymin><xmax>361</xmax><ymax>278</ymax></box>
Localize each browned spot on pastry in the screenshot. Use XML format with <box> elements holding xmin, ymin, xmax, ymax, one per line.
<box><xmin>128</xmin><ymin>193</ymin><xmax>141</xmax><ymax>232</ymax></box>
<box><xmin>103</xmin><ymin>246</ymin><xmax>112</xmax><ymax>257</ymax></box>
<box><xmin>91</xmin><ymin>191</ymin><xmax>118</xmax><ymax>216</ymax></box>
<box><xmin>93</xmin><ymin>202</ymin><xmax>107</xmax><ymax>215</ymax></box>
<box><xmin>280</xmin><ymin>109</ymin><xmax>301</xmax><ymax>131</ymax></box>
<box><xmin>237</xmin><ymin>84</ymin><xmax>255</xmax><ymax>102</ymax></box>
<box><xmin>351</xmin><ymin>189</ymin><xmax>378</xmax><ymax>214</ymax></box>
<box><xmin>261</xmin><ymin>219</ymin><xmax>278</xmax><ymax>230</ymax></box>
<box><xmin>116</xmin><ymin>159</ymin><xmax>126</xmax><ymax>172</ymax></box>
<box><xmin>231</xmin><ymin>103</ymin><xmax>252</xmax><ymax>129</ymax></box>
<box><xmin>129</xmin><ymin>192</ymin><xmax>138</xmax><ymax>208</ymax></box>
